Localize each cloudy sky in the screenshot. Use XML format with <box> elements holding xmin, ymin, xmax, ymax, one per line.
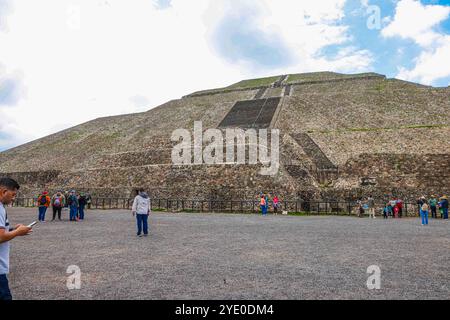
<box><xmin>0</xmin><ymin>0</ymin><xmax>449</xmax><ymax>151</ymax></box>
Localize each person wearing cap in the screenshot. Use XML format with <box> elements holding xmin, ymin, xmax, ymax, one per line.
<box><xmin>37</xmin><ymin>191</ymin><xmax>51</xmax><ymax>222</ymax></box>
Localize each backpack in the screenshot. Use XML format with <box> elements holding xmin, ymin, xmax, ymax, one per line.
<box><xmin>54</xmin><ymin>197</ymin><xmax>62</xmax><ymax>207</ymax></box>
<box><xmin>39</xmin><ymin>196</ymin><xmax>47</xmax><ymax>206</ymax></box>
<box><xmin>68</xmin><ymin>195</ymin><xmax>76</xmax><ymax>206</ymax></box>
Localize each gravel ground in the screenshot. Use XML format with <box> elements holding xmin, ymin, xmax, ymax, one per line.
<box><xmin>5</xmin><ymin>208</ymin><xmax>450</xmax><ymax>300</ymax></box>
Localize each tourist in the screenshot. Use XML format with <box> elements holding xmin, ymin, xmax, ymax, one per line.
<box><xmin>396</xmin><ymin>198</ymin><xmax>404</xmax><ymax>218</ymax></box>
<box><xmin>393</xmin><ymin>204</ymin><xmax>399</xmax><ymax>218</ymax></box>
<box><xmin>438</xmin><ymin>199</ymin><xmax>444</xmax><ymax>219</ymax></box>
<box><xmin>0</xmin><ymin>178</ymin><xmax>33</xmax><ymax>300</ymax></box>
<box><xmin>51</xmin><ymin>191</ymin><xmax>65</xmax><ymax>221</ymax></box>
<box><xmin>420</xmin><ymin>201</ymin><xmax>429</xmax><ymax>226</ymax></box>
<box><xmin>429</xmin><ymin>195</ymin><xmax>438</xmax><ymax>219</ymax></box>
<box><xmin>37</xmin><ymin>191</ymin><xmax>51</xmax><ymax>222</ymax></box>
<box><xmin>355</xmin><ymin>198</ymin><xmax>362</xmax><ymax>217</ymax></box>
<box><xmin>63</xmin><ymin>191</ymin><xmax>69</xmax><ymax>209</ymax></box>
<box><xmin>260</xmin><ymin>195</ymin><xmax>267</xmax><ymax>216</ymax></box>
<box><xmin>383</xmin><ymin>203</ymin><xmax>391</xmax><ymax>219</ymax></box>
<box><xmin>389</xmin><ymin>198</ymin><xmax>397</xmax><ymax>218</ymax></box>
<box><xmin>417</xmin><ymin>197</ymin><xmax>425</xmax><ymax>217</ymax></box>
<box><xmin>86</xmin><ymin>193</ymin><xmax>92</xmax><ymax>209</ymax></box>
<box><xmin>272</xmin><ymin>195</ymin><xmax>279</xmax><ymax>214</ymax></box>
<box><xmin>441</xmin><ymin>195</ymin><xmax>449</xmax><ymax>220</ymax></box>
<box><xmin>367</xmin><ymin>195</ymin><xmax>375</xmax><ymax>219</ymax></box>
<box><xmin>78</xmin><ymin>193</ymin><xmax>87</xmax><ymax>221</ymax></box>
<box><xmin>132</xmin><ymin>189</ymin><xmax>151</xmax><ymax>237</ymax></box>
<box><xmin>68</xmin><ymin>190</ymin><xmax>79</xmax><ymax>222</ymax></box>
<box><xmin>387</xmin><ymin>202</ymin><xmax>394</xmax><ymax>218</ymax></box>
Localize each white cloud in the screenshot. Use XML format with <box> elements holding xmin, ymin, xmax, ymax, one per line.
<box><xmin>397</xmin><ymin>35</ymin><xmax>450</xmax><ymax>85</ymax></box>
<box><xmin>381</xmin><ymin>0</ymin><xmax>450</xmax><ymax>85</ymax></box>
<box><xmin>0</xmin><ymin>0</ymin><xmax>244</xmax><ymax>147</ymax></box>
<box><xmin>382</xmin><ymin>0</ymin><xmax>450</xmax><ymax>46</ymax></box>
<box><xmin>206</xmin><ymin>0</ymin><xmax>372</xmax><ymax>75</ymax></box>
<box><xmin>0</xmin><ymin>0</ymin><xmax>374</xmax><ymax>149</ymax></box>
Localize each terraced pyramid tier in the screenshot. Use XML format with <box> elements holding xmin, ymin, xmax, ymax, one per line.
<box><xmin>1</xmin><ymin>71</ymin><xmax>449</xmax><ymax>200</ymax></box>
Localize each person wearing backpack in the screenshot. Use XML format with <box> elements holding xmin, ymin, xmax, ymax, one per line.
<box><xmin>37</xmin><ymin>191</ymin><xmax>51</xmax><ymax>222</ymax></box>
<box><xmin>51</xmin><ymin>191</ymin><xmax>65</xmax><ymax>221</ymax></box>
<box><xmin>68</xmin><ymin>190</ymin><xmax>79</xmax><ymax>222</ymax></box>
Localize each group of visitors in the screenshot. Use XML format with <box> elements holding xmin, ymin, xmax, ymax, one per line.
<box><xmin>382</xmin><ymin>198</ymin><xmax>404</xmax><ymax>219</ymax></box>
<box><xmin>416</xmin><ymin>195</ymin><xmax>449</xmax><ymax>226</ymax></box>
<box><xmin>259</xmin><ymin>194</ymin><xmax>280</xmax><ymax>215</ymax></box>
<box><xmin>36</xmin><ymin>190</ymin><xmax>91</xmax><ymax>222</ymax></box>
<box><xmin>357</xmin><ymin>195</ymin><xmax>448</xmax><ymax>225</ymax></box>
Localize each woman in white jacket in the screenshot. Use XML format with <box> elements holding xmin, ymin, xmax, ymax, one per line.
<box><xmin>132</xmin><ymin>189</ymin><xmax>151</xmax><ymax>237</ymax></box>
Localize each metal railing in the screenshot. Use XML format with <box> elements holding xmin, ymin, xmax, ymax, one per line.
<box><xmin>11</xmin><ymin>198</ymin><xmax>423</xmax><ymax>217</ymax></box>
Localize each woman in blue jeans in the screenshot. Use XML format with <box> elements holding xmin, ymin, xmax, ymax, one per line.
<box><xmin>420</xmin><ymin>203</ymin><xmax>429</xmax><ymax>226</ymax></box>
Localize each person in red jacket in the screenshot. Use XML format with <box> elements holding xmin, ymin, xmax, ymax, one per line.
<box><xmin>37</xmin><ymin>191</ymin><xmax>51</xmax><ymax>222</ymax></box>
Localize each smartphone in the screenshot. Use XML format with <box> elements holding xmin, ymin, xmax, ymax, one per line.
<box><xmin>27</xmin><ymin>221</ymin><xmax>38</xmax><ymax>228</ymax></box>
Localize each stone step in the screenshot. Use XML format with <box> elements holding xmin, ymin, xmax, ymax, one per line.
<box><xmin>218</xmin><ymin>97</ymin><xmax>281</xmax><ymax>129</ymax></box>
<box><xmin>284</xmin><ymin>85</ymin><xmax>292</xmax><ymax>96</ymax></box>
<box><xmin>254</xmin><ymin>88</ymin><xmax>267</xmax><ymax>99</ymax></box>
<box><xmin>291</xmin><ymin>133</ymin><xmax>337</xmax><ymax>170</ymax></box>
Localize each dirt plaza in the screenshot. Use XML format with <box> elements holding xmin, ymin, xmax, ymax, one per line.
<box><xmin>5</xmin><ymin>208</ymin><xmax>449</xmax><ymax>300</ymax></box>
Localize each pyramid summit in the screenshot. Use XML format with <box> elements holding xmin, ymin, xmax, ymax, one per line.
<box><xmin>0</xmin><ymin>71</ymin><xmax>449</xmax><ymax>201</ymax></box>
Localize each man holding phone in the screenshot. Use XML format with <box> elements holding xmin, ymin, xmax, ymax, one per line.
<box><xmin>0</xmin><ymin>178</ymin><xmax>33</xmax><ymax>300</ymax></box>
